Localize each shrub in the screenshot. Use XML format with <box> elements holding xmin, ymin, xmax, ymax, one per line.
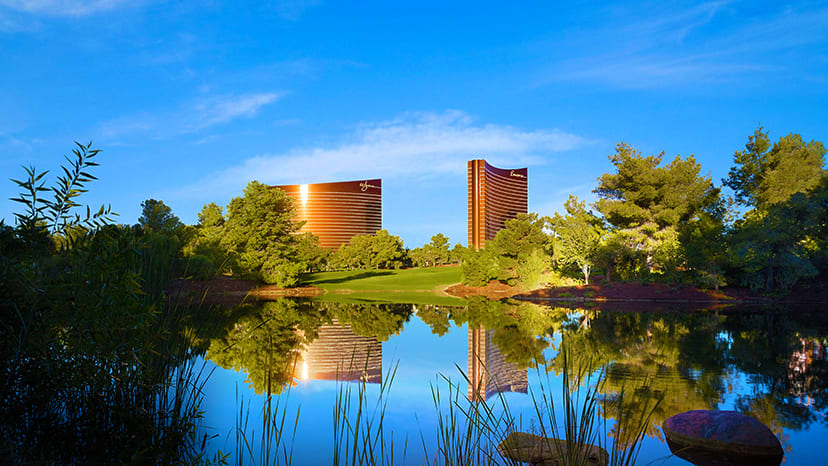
<box><xmin>185</xmin><ymin>254</ymin><xmax>217</xmax><ymax>280</ymax></box>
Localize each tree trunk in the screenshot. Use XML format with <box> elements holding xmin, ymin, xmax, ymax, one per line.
<box><xmin>765</xmin><ymin>254</ymin><xmax>775</xmax><ymax>292</ymax></box>
<box><xmin>713</xmin><ymin>261</ymin><xmax>719</xmax><ymax>291</ymax></box>
<box><xmin>582</xmin><ymin>264</ymin><xmax>591</xmax><ymax>285</ymax></box>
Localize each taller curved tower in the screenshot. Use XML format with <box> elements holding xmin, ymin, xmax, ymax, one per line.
<box><xmin>467</xmin><ymin>160</ymin><xmax>528</xmax><ymax>250</ymax></box>
<box><xmin>275</xmin><ymin>179</ymin><xmax>382</xmax><ymax>250</ymax></box>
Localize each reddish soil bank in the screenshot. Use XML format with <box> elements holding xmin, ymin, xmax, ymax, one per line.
<box><xmin>445</xmin><ymin>280</ymin><xmax>525</xmax><ymax>300</ymax></box>
<box><xmin>518</xmin><ymin>272</ymin><xmax>828</xmax><ymax>306</ymax></box>
<box><xmin>168</xmin><ymin>277</ymin><xmax>323</xmax><ymax>307</ymax></box>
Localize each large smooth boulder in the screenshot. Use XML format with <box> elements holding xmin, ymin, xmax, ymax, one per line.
<box><xmin>663</xmin><ymin>410</ymin><xmax>783</xmax><ymax>466</ymax></box>
<box><xmin>498</xmin><ymin>431</ymin><xmax>608</xmax><ymax>465</ymax></box>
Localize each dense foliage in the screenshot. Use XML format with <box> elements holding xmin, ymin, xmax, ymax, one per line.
<box><xmin>329</xmin><ymin>229</ymin><xmax>408</xmax><ymax>270</ymax></box>
<box><xmin>457</xmin><ymin>128</ymin><xmax>826</xmax><ymax>293</ymax></box>
<box><xmin>183</xmin><ymin>182</ymin><xmax>329</xmax><ymax>285</ymax></box>
<box><xmin>1</xmin><ymin>144</ymin><xmax>219</xmax><ymax>463</ymax></box>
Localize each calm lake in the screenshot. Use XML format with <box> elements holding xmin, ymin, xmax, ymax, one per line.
<box><xmin>193</xmin><ymin>297</ymin><xmax>827</xmax><ymax>465</ymax></box>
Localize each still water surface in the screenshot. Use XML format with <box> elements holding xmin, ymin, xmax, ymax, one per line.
<box><xmin>195</xmin><ymin>298</ymin><xmax>827</xmax><ymax>464</ymax></box>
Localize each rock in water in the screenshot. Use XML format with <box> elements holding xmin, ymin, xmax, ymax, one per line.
<box><xmin>663</xmin><ymin>410</ymin><xmax>783</xmax><ymax>466</ymax></box>
<box><xmin>498</xmin><ymin>431</ymin><xmax>608</xmax><ymax>465</ymax></box>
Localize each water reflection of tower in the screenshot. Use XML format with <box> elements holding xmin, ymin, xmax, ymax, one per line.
<box><xmin>295</xmin><ymin>318</ymin><xmax>382</xmax><ymax>383</ymax></box>
<box><xmin>468</xmin><ymin>326</ymin><xmax>528</xmax><ymax>401</ymax></box>
<box><xmin>467</xmin><ymin>159</ymin><xmax>529</xmax><ymax>400</ymax></box>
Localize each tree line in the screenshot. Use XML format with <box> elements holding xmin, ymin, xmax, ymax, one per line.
<box><xmin>139</xmin><ymin>126</ymin><xmax>825</xmax><ymax>293</ymax></box>
<box><xmin>459</xmin><ymin>127</ymin><xmax>827</xmax><ymax>292</ymax></box>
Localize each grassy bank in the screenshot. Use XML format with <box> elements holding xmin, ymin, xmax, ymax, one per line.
<box><xmin>301</xmin><ymin>266</ymin><xmax>462</xmax><ymax>292</ymax></box>
<box><xmin>300</xmin><ymin>266</ymin><xmax>464</xmax><ymax>305</ymax></box>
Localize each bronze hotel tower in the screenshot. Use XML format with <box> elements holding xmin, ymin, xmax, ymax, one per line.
<box><xmin>275</xmin><ymin>179</ymin><xmax>382</xmax><ymax>250</ymax></box>
<box><xmin>467</xmin><ymin>159</ymin><xmax>529</xmax><ymax>401</ymax></box>
<box><xmin>467</xmin><ymin>159</ymin><xmax>528</xmax><ymax>250</ymax></box>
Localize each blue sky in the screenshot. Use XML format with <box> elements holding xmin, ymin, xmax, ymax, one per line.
<box><xmin>1</xmin><ymin>0</ymin><xmax>826</xmax><ymax>247</ymax></box>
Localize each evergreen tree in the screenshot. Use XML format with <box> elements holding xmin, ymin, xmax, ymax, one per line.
<box><xmin>138</xmin><ymin>199</ymin><xmax>182</xmax><ymax>234</ymax></box>
<box><xmin>594</xmin><ymin>142</ymin><xmax>719</xmax><ymax>275</ymax></box>
<box><xmin>724</xmin><ymin>128</ymin><xmax>826</xmax><ymax>291</ymax></box>
<box><xmin>724</xmin><ymin>127</ymin><xmax>825</xmax><ymax>208</ymax></box>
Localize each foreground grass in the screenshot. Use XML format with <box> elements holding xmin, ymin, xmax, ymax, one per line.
<box><xmin>301</xmin><ymin>266</ymin><xmax>462</xmax><ymax>292</ymax></box>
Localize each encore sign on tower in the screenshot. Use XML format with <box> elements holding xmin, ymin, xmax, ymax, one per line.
<box><xmin>467</xmin><ymin>159</ymin><xmax>528</xmax><ymax>250</ymax></box>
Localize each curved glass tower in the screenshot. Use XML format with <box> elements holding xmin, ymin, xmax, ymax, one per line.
<box><xmin>467</xmin><ymin>160</ymin><xmax>528</xmax><ymax>250</ymax></box>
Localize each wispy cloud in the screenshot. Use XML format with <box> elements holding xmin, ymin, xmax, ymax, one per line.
<box><xmin>99</xmin><ymin>91</ymin><xmax>284</xmax><ymax>141</ymax></box>
<box><xmin>173</xmin><ymin>110</ymin><xmax>586</xmax><ymax>199</ymax></box>
<box><xmin>536</xmin><ymin>1</ymin><xmax>828</xmax><ymax>89</ymax></box>
<box><xmin>0</xmin><ymin>0</ymin><xmax>140</xmax><ymax>16</ymax></box>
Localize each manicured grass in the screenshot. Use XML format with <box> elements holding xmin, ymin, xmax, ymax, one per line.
<box><xmin>301</xmin><ymin>266</ymin><xmax>462</xmax><ymax>292</ymax></box>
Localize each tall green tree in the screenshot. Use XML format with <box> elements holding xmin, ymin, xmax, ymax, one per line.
<box><xmin>723</xmin><ymin>128</ymin><xmax>826</xmax><ymax>291</ymax></box>
<box><xmin>181</xmin><ymin>202</ymin><xmax>228</xmax><ymax>278</ymax></box>
<box><xmin>295</xmin><ymin>232</ymin><xmax>330</xmax><ymax>272</ymax></box>
<box><xmin>410</xmin><ymin>233</ymin><xmax>452</xmax><ymax>267</ymax></box>
<box><xmin>678</xmin><ymin>199</ymin><xmax>729</xmax><ymax>289</ymax></box>
<box><xmin>550</xmin><ymin>196</ymin><xmax>604</xmax><ymax>284</ymax></box>
<box><xmin>723</xmin><ymin>127</ymin><xmax>825</xmax><ymax>209</ymax></box>
<box><xmin>221</xmin><ymin>182</ymin><xmax>302</xmax><ymax>286</ymax></box>
<box><xmin>138</xmin><ymin>199</ymin><xmax>183</xmax><ymax>234</ymax></box>
<box><xmin>330</xmin><ymin>229</ymin><xmax>408</xmax><ymax>270</ymax></box>
<box><xmin>594</xmin><ymin>142</ymin><xmax>719</xmax><ymax>276</ymax></box>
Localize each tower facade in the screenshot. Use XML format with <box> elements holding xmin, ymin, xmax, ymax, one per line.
<box><xmin>295</xmin><ymin>319</ymin><xmax>382</xmax><ymax>384</ymax></box>
<box><xmin>467</xmin><ymin>160</ymin><xmax>528</xmax><ymax>250</ymax></box>
<box><xmin>275</xmin><ymin>179</ymin><xmax>382</xmax><ymax>249</ymax></box>
<box><xmin>468</xmin><ymin>327</ymin><xmax>528</xmax><ymax>401</ymax></box>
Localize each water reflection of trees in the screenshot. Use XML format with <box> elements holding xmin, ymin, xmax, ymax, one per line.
<box><xmin>725</xmin><ymin>309</ymin><xmax>828</xmax><ymax>437</ymax></box>
<box><xmin>417</xmin><ymin>297</ymin><xmax>565</xmax><ymax>369</ymax></box>
<box><xmin>545</xmin><ymin>306</ymin><xmax>828</xmax><ymax>444</ymax></box>
<box><xmin>196</xmin><ymin>299</ymin><xmax>413</xmax><ymax>394</ymax></box>
<box><xmin>190</xmin><ymin>297</ymin><xmax>828</xmax><ymax>438</ymax></box>
<box><xmin>547</xmin><ymin>310</ymin><xmax>729</xmax><ymax>440</ymax></box>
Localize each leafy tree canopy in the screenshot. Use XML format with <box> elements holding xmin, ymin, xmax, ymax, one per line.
<box><xmin>221</xmin><ymin>182</ymin><xmax>302</xmax><ymax>285</ymax></box>
<box><xmin>138</xmin><ymin>198</ymin><xmax>183</xmax><ymax>234</ymax></box>
<box><xmin>723</xmin><ymin>129</ymin><xmax>826</xmax><ymax>291</ymax></box>
<box><xmin>410</xmin><ymin>233</ymin><xmax>452</xmax><ymax>267</ymax></box>
<box><xmin>331</xmin><ymin>229</ymin><xmax>408</xmax><ymax>270</ymax></box>
<box><xmin>549</xmin><ymin>196</ymin><xmax>604</xmax><ymax>284</ymax></box>
<box><xmin>461</xmin><ymin>213</ymin><xmax>552</xmax><ymax>287</ymax></box>
<box><xmin>724</xmin><ymin>127</ymin><xmax>825</xmax><ymax>209</ymax></box>
<box><xmin>595</xmin><ymin>142</ymin><xmax>719</xmax><ymax>253</ymax></box>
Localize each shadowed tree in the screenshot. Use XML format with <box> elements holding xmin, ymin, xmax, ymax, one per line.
<box><xmin>723</xmin><ymin>128</ymin><xmax>826</xmax><ymax>291</ymax></box>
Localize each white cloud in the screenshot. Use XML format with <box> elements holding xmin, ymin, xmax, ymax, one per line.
<box><xmin>0</xmin><ymin>0</ymin><xmax>137</xmax><ymax>16</ymax></box>
<box><xmin>99</xmin><ymin>91</ymin><xmax>284</xmax><ymax>140</ymax></box>
<box><xmin>175</xmin><ymin>110</ymin><xmax>586</xmax><ymax>199</ymax></box>
<box><xmin>190</xmin><ymin>92</ymin><xmax>281</xmax><ymax>129</ymax></box>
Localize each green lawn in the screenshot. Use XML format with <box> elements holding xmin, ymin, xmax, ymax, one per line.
<box><xmin>300</xmin><ymin>266</ymin><xmax>462</xmax><ymax>292</ymax></box>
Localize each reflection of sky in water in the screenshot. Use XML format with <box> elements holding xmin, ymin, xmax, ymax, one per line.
<box><xmin>198</xmin><ymin>304</ymin><xmax>828</xmax><ymax>465</ymax></box>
